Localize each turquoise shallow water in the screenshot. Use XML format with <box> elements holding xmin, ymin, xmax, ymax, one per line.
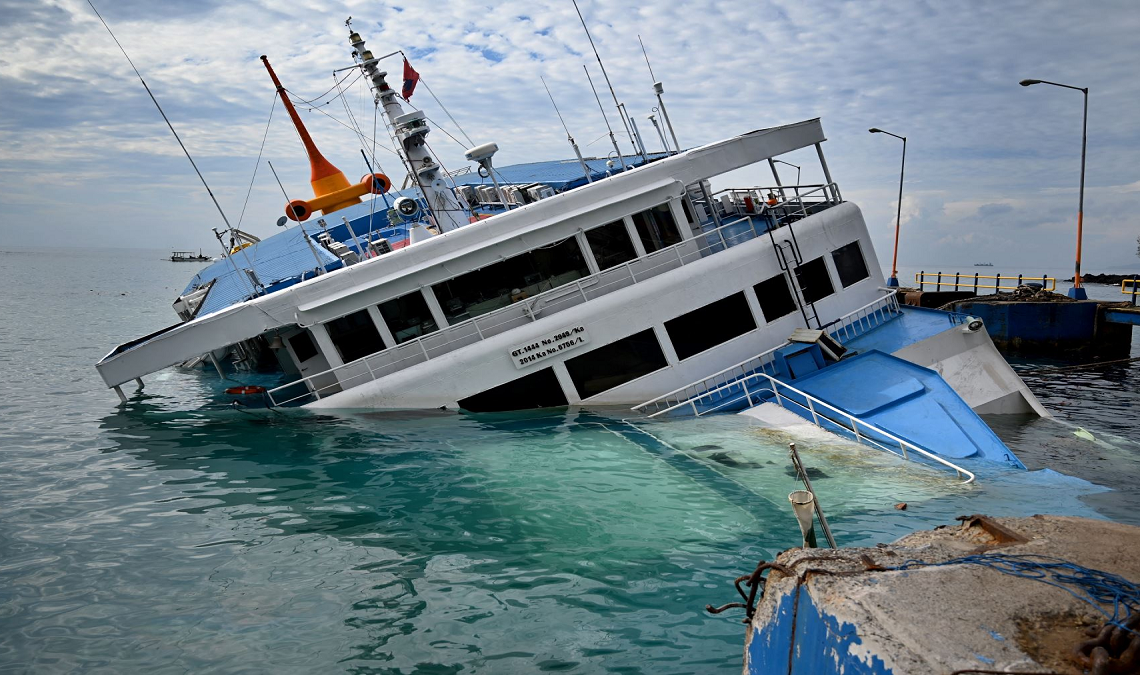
<box><xmin>1</xmin><ymin>248</ymin><xmax>1138</xmax><ymax>673</ymax></box>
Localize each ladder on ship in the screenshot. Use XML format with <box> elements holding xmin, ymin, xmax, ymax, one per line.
<box><xmin>769</xmin><ymin>227</ymin><xmax>821</xmax><ymax>330</ymax></box>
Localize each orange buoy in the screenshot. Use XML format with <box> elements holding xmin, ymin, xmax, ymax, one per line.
<box><xmin>224</xmin><ymin>385</ymin><xmax>267</xmax><ymax>395</ymax></box>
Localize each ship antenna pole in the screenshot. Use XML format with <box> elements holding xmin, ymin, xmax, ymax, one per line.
<box><xmin>638</xmin><ymin>35</ymin><xmax>656</xmax><ymax>83</ymax></box>
<box><xmin>585</xmin><ymin>66</ymin><xmax>627</xmax><ymax>171</ymax></box>
<box><xmin>542</xmin><ymin>76</ymin><xmax>593</xmax><ymax>184</ymax></box>
<box><xmin>572</xmin><ymin>0</ymin><xmax>642</xmax><ymax>162</ymax></box>
<box><xmin>638</xmin><ymin>34</ymin><xmax>680</xmax><ymax>154</ymax></box>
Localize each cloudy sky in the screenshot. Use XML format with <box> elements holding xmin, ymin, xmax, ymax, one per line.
<box><xmin>2</xmin><ymin>0</ymin><xmax>1138</xmax><ymax>272</ymax></box>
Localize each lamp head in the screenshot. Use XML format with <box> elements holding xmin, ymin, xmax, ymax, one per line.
<box><xmin>1019</xmin><ymin>79</ymin><xmax>1041</xmax><ymax>87</ymax></box>
<box><xmin>868</xmin><ymin>128</ymin><xmax>882</xmax><ymax>134</ymax></box>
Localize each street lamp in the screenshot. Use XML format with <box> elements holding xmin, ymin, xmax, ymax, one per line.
<box><xmin>1020</xmin><ymin>78</ymin><xmax>1089</xmax><ymax>299</ymax></box>
<box><xmin>869</xmin><ymin>127</ymin><xmax>906</xmax><ymax>288</ymax></box>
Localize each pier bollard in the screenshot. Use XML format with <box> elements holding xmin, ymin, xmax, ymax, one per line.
<box><xmin>788</xmin><ymin>490</ymin><xmax>819</xmax><ymax>548</ymax></box>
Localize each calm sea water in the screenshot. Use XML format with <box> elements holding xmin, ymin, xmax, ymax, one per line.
<box><xmin>1</xmin><ymin>248</ymin><xmax>1137</xmax><ymax>673</ymax></box>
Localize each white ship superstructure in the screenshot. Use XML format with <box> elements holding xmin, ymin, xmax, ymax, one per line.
<box><xmin>96</xmin><ymin>26</ymin><xmax>1046</xmax><ymax>447</ymax></box>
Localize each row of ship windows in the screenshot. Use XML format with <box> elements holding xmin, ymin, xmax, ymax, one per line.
<box><xmin>299</xmin><ymin>201</ymin><xmax>690</xmax><ymax>365</ymax></box>
<box><xmin>459</xmin><ymin>242</ymin><xmax>869</xmax><ymax>411</ymax></box>
<box><xmin>287</xmin><ymin>184</ymin><xmax>865</xmax><ymax>368</ymax></box>
<box><xmin>286</xmin><ymin>239</ymin><xmax>871</xmax><ymax>410</ymax></box>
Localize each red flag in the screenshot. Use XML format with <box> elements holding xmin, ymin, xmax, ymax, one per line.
<box><xmin>402</xmin><ymin>57</ymin><xmax>420</xmax><ymax>100</ymax></box>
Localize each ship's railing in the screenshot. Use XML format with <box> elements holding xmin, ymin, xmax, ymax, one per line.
<box><xmin>916</xmin><ymin>271</ymin><xmax>1057</xmax><ymax>293</ymax></box>
<box><xmin>632</xmin><ymin>344</ymin><xmax>786</xmax><ymax>417</ymax></box>
<box><xmin>820</xmin><ymin>290</ymin><xmax>902</xmax><ymax>343</ymax></box>
<box><xmin>634</xmin><ymin>290</ymin><xmax>900</xmax><ymax>418</ymax></box>
<box><xmin>664</xmin><ymin>370</ymin><xmax>975</xmax><ymax>483</ymax></box>
<box><xmin>266</xmin><ymin>185</ymin><xmax>842</xmax><ymax>406</ymax></box>
<box><xmin>695</xmin><ymin>184</ymin><xmax>838</xmax><ymax>226</ymax></box>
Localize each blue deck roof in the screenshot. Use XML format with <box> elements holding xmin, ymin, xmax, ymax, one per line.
<box><xmin>452</xmin><ymin>152</ymin><xmax>670</xmax><ymax>192</ymax></box>
<box><xmin>179</xmin><ymin>153</ymin><xmax>667</xmax><ymax>318</ymax></box>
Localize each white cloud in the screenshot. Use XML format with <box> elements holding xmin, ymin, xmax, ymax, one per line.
<box><xmin>0</xmin><ymin>0</ymin><xmax>1138</xmax><ymax>271</ymax></box>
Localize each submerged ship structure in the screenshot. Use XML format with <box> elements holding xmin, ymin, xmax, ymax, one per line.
<box><xmin>97</xmin><ymin>27</ymin><xmax>1049</xmax><ymax>477</ymax></box>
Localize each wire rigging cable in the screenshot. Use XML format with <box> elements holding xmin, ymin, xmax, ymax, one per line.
<box><xmin>86</xmin><ymin>0</ymin><xmax>237</xmax><ymax>233</ymax></box>
<box><xmin>236</xmin><ymin>95</ymin><xmax>277</xmax><ymax>229</ymax></box>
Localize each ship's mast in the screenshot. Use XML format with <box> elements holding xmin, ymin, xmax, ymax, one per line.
<box><xmin>348</xmin><ymin>31</ymin><xmax>469</xmax><ymax>232</ymax></box>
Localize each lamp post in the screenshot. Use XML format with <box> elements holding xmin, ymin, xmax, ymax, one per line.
<box><xmin>869</xmin><ymin>128</ymin><xmax>906</xmax><ymax>288</ymax></box>
<box><xmin>1020</xmin><ymin>78</ymin><xmax>1089</xmax><ymax>299</ymax></box>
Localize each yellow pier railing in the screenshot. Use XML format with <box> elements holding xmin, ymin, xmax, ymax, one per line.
<box><xmin>1122</xmin><ymin>279</ymin><xmax>1139</xmax><ymax>303</ymax></box>
<box><xmin>915</xmin><ymin>271</ymin><xmax>1057</xmax><ymax>293</ymax></box>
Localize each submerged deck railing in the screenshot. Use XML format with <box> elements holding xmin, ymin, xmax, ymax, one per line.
<box><xmin>266</xmin><ymin>184</ymin><xmax>843</xmax><ymax>406</ymax></box>
<box><xmin>633</xmin><ymin>291</ymin><xmax>900</xmax><ymax>418</ymax></box>
<box><xmin>916</xmin><ymin>271</ymin><xmax>1057</xmax><ymax>293</ymax></box>
<box><xmin>661</xmin><ymin>369</ymin><xmax>974</xmax><ymax>483</ymax></box>
<box><xmin>711</xmin><ymin>371</ymin><xmax>971</xmax><ymax>483</ymax></box>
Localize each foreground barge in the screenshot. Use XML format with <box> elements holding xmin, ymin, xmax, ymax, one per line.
<box><xmin>739</xmin><ymin>514</ymin><xmax>1140</xmax><ymax>674</ymax></box>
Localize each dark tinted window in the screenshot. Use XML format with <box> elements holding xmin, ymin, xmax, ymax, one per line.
<box><xmin>631</xmin><ymin>203</ymin><xmax>683</xmax><ymax>253</ymax></box>
<box><xmin>680</xmin><ymin>197</ymin><xmax>696</xmax><ymax>225</ymax></box>
<box><xmin>565</xmin><ymin>329</ymin><xmax>668</xmax><ymax>399</ymax></box>
<box><xmin>458</xmin><ymin>367</ymin><xmax>568</xmax><ymax>412</ymax></box>
<box><xmin>288</xmin><ymin>330</ymin><xmax>319</xmax><ymax>362</ymax></box>
<box><xmin>754</xmin><ymin>274</ymin><xmax>798</xmax><ymax>321</ymax></box>
<box><xmin>794</xmin><ymin>257</ymin><xmax>835</xmax><ymax>304</ymax></box>
<box><xmin>585</xmin><ymin>220</ymin><xmax>637</xmax><ymax>271</ymax></box>
<box><xmin>831</xmin><ymin>241</ymin><xmax>870</xmax><ymax>288</ymax></box>
<box><xmin>433</xmin><ymin>237</ymin><xmax>589</xmax><ymax>323</ymax></box>
<box><xmin>378</xmin><ymin>291</ymin><xmax>437</xmax><ymax>344</ymax></box>
<box><xmin>325</xmin><ymin>310</ymin><xmax>384</xmax><ymax>363</ymax></box>
<box><xmin>665</xmin><ymin>293</ymin><xmax>756</xmax><ymax>360</ymax></box>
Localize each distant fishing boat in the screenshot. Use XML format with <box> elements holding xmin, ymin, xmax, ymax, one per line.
<box><xmin>974</xmin><ymin>262</ymin><xmax>994</xmax><ymax>267</ymax></box>
<box><xmin>169</xmin><ymin>250</ymin><xmax>211</xmax><ymax>262</ymax></box>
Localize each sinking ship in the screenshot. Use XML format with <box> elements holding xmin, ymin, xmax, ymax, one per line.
<box><xmin>97</xmin><ymin>26</ymin><xmax>1049</xmax><ymax>477</ymax></box>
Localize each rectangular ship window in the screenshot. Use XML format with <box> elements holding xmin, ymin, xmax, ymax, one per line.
<box><xmin>565</xmin><ymin>329</ymin><xmax>668</xmax><ymax>399</ymax></box>
<box><xmin>754</xmin><ymin>274</ymin><xmax>798</xmax><ymax>321</ymax></box>
<box><xmin>325</xmin><ymin>310</ymin><xmax>384</xmax><ymax>363</ymax></box>
<box><xmin>378</xmin><ymin>292</ymin><xmax>438</xmax><ymax>344</ymax></box>
<box><xmin>288</xmin><ymin>330</ymin><xmax>319</xmax><ymax>362</ymax></box>
<box><xmin>433</xmin><ymin>237</ymin><xmax>589</xmax><ymax>323</ymax></box>
<box><xmin>664</xmin><ymin>292</ymin><xmax>757</xmax><ymax>360</ymax></box>
<box><xmin>794</xmin><ymin>257</ymin><xmax>835</xmax><ymax>304</ymax></box>
<box><xmin>584</xmin><ymin>220</ymin><xmax>637</xmax><ymax>271</ymax></box>
<box><xmin>457</xmin><ymin>367</ymin><xmax>568</xmax><ymax>412</ymax></box>
<box><xmin>831</xmin><ymin>241</ymin><xmax>870</xmax><ymax>288</ymax></box>
<box><xmin>631</xmin><ymin>203</ymin><xmax>683</xmax><ymax>253</ymax></box>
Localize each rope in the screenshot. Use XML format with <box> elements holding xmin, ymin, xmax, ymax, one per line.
<box><xmin>1020</xmin><ymin>355</ymin><xmax>1140</xmax><ymax>376</ymax></box>
<box><xmin>235</xmin><ymin>95</ymin><xmax>276</xmax><ymax>229</ymax></box>
<box><xmin>284</xmin><ymin>88</ymin><xmax>401</xmax><ymax>159</ymax></box>
<box><xmin>288</xmin><ymin>72</ymin><xmax>361</xmax><ymax>107</ymax></box>
<box><xmin>885</xmin><ymin>553</ymin><xmax>1140</xmax><ymax>633</ymax></box>
<box><xmin>419</xmin><ymin>76</ymin><xmax>474</xmax><ymax>147</ymax></box>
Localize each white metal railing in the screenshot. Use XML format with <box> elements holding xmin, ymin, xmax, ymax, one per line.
<box><xmin>821</xmin><ymin>291</ymin><xmax>902</xmax><ymax>343</ymax></box>
<box><xmin>267</xmin><ymin>187</ymin><xmax>842</xmax><ymax>406</ymax></box>
<box><xmin>673</xmin><ymin>371</ymin><xmax>975</xmax><ymax>483</ymax></box>
<box><xmin>634</xmin><ymin>290</ymin><xmax>902</xmax><ymax>418</ymax></box>
<box><xmin>632</xmin><ymin>344</ymin><xmax>785</xmax><ymax>417</ymax></box>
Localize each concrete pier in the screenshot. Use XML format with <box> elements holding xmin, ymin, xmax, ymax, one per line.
<box><xmin>741</xmin><ymin>515</ymin><xmax>1140</xmax><ymax>674</ymax></box>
